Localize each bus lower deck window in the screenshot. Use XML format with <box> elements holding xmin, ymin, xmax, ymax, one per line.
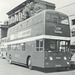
<box><xmin>36</xmin><ymin>40</ymin><xmax>43</xmax><ymax>51</ymax></box>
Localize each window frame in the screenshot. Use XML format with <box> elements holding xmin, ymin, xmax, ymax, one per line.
<box><xmin>59</xmin><ymin>41</ymin><xmax>70</xmax><ymax>52</ymax></box>
<box><xmin>36</xmin><ymin>39</ymin><xmax>44</xmax><ymax>52</ymax></box>
<box><xmin>72</xmin><ymin>19</ymin><xmax>75</xmax><ymax>25</ymax></box>
<box><xmin>21</xmin><ymin>43</ymin><xmax>26</xmax><ymax>51</ymax></box>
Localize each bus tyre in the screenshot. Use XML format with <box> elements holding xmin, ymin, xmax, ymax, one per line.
<box><xmin>28</xmin><ymin>57</ymin><xmax>32</xmax><ymax>70</ymax></box>
<box><xmin>9</xmin><ymin>56</ymin><xmax>12</xmax><ymax>64</ymax></box>
<box><xmin>64</xmin><ymin>67</ymin><xmax>70</xmax><ymax>71</ymax></box>
<box><xmin>71</xmin><ymin>65</ymin><xmax>75</xmax><ymax>69</ymax></box>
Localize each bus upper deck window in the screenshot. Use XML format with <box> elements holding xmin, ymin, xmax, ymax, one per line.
<box><xmin>59</xmin><ymin>16</ymin><xmax>69</xmax><ymax>25</ymax></box>
<box><xmin>54</xmin><ymin>18</ymin><xmax>58</xmax><ymax>23</ymax></box>
<box><xmin>46</xmin><ymin>13</ymin><xmax>58</xmax><ymax>23</ymax></box>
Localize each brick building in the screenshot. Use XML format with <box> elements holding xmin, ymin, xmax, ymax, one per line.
<box><xmin>0</xmin><ymin>25</ymin><xmax>8</xmax><ymax>43</ymax></box>
<box><xmin>0</xmin><ymin>25</ymin><xmax>8</xmax><ymax>56</ymax></box>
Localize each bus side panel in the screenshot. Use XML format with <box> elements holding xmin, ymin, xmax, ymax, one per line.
<box><xmin>32</xmin><ymin>52</ymin><xmax>44</xmax><ymax>68</ymax></box>
<box><xmin>7</xmin><ymin>12</ymin><xmax>45</xmax><ymax>42</ymax></box>
<box><xmin>19</xmin><ymin>41</ymin><xmax>36</xmax><ymax>64</ymax></box>
<box><xmin>31</xmin><ymin>22</ymin><xmax>45</xmax><ymax>37</ymax></box>
<box><xmin>8</xmin><ymin>50</ymin><xmax>22</xmax><ymax>62</ymax></box>
<box><xmin>7</xmin><ymin>41</ymin><xmax>45</xmax><ymax>68</ymax></box>
<box><xmin>25</xmin><ymin>41</ymin><xmax>45</xmax><ymax>68</ymax></box>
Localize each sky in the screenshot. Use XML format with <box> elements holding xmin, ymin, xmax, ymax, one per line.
<box><xmin>0</xmin><ymin>0</ymin><xmax>75</xmax><ymax>23</ymax></box>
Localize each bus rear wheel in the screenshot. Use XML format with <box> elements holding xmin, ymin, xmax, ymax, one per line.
<box><xmin>27</xmin><ymin>57</ymin><xmax>32</xmax><ymax>70</ymax></box>
<box><xmin>1</xmin><ymin>53</ymin><xmax>3</xmax><ymax>59</ymax></box>
<box><xmin>8</xmin><ymin>55</ymin><xmax>12</xmax><ymax>64</ymax></box>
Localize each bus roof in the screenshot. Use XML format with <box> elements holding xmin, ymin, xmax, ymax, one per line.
<box><xmin>44</xmin><ymin>9</ymin><xmax>68</xmax><ymax>17</ymax></box>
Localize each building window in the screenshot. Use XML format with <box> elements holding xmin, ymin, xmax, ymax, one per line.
<box><xmin>72</xmin><ymin>19</ymin><xmax>75</xmax><ymax>25</ymax></box>
<box><xmin>16</xmin><ymin>13</ymin><xmax>19</xmax><ymax>22</ymax></box>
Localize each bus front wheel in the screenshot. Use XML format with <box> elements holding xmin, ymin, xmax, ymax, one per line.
<box><xmin>27</xmin><ymin>57</ymin><xmax>32</xmax><ymax>70</ymax></box>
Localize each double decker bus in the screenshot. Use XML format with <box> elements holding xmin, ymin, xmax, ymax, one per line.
<box><xmin>7</xmin><ymin>9</ymin><xmax>71</xmax><ymax>69</ymax></box>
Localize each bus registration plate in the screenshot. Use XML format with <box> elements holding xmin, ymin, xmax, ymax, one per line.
<box><xmin>55</xmin><ymin>65</ymin><xmax>61</xmax><ymax>67</ymax></box>
<box><xmin>56</xmin><ymin>57</ymin><xmax>61</xmax><ymax>59</ymax></box>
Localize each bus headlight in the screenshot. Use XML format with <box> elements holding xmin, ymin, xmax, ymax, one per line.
<box><xmin>49</xmin><ymin>57</ymin><xmax>53</xmax><ymax>61</ymax></box>
<box><xmin>64</xmin><ymin>57</ymin><xmax>67</xmax><ymax>60</ymax></box>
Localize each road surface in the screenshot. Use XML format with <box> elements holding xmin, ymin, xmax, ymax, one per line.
<box><xmin>0</xmin><ymin>58</ymin><xmax>75</xmax><ymax>75</ymax></box>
